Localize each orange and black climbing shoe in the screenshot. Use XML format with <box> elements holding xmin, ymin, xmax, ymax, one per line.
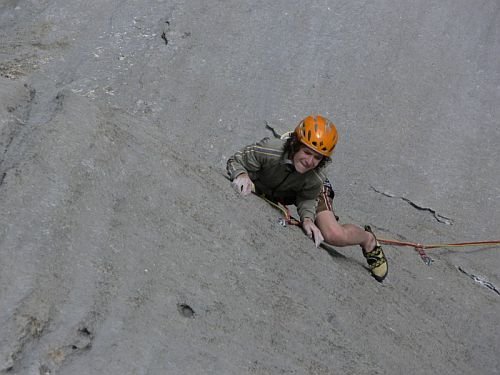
<box><xmin>362</xmin><ymin>225</ymin><xmax>388</xmax><ymax>282</ymax></box>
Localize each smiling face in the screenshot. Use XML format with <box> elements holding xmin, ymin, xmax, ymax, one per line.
<box><xmin>292</xmin><ymin>145</ymin><xmax>324</xmax><ymax>174</ymax></box>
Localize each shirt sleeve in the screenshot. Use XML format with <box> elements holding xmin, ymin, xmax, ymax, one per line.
<box><xmin>295</xmin><ymin>188</ymin><xmax>320</xmax><ymax>221</ymax></box>
<box><xmin>226</xmin><ymin>138</ymin><xmax>271</xmax><ymax>180</ymax></box>
<box><xmin>295</xmin><ymin>170</ymin><xmax>325</xmax><ymax>221</ymax></box>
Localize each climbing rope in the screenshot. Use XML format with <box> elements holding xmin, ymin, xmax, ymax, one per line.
<box><xmin>225</xmin><ymin>173</ymin><xmax>500</xmax><ymax>265</ymax></box>
<box><xmin>264</xmin><ymin>194</ymin><xmax>500</xmax><ymax>295</ymax></box>
<box><xmin>258</xmin><ymin>194</ymin><xmax>301</xmax><ymax>227</ymax></box>
<box><xmin>377</xmin><ymin>238</ymin><xmax>500</xmax><ymax>265</ymax></box>
<box><xmin>262</xmin><ymin>193</ymin><xmax>500</xmax><ymax>265</ymax></box>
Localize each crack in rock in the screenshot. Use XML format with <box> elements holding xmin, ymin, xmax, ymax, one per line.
<box><xmin>160</xmin><ymin>31</ymin><xmax>168</xmax><ymax>45</ymax></box>
<box><xmin>160</xmin><ymin>19</ymin><xmax>170</xmax><ymax>45</ymax></box>
<box><xmin>370</xmin><ymin>186</ymin><xmax>453</xmax><ymax>225</ymax></box>
<box><xmin>264</xmin><ymin>121</ymin><xmax>282</xmax><ymax>139</ymax></box>
<box><xmin>0</xmin><ymin>82</ymin><xmax>35</xmax><ymax>176</ymax></box>
<box><xmin>458</xmin><ymin>267</ymin><xmax>500</xmax><ymax>296</ymax></box>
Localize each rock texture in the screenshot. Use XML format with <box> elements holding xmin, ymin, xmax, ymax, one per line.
<box><xmin>1</xmin><ymin>0</ymin><xmax>499</xmax><ymax>374</ymax></box>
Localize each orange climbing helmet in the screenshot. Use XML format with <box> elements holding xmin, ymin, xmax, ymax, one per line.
<box><xmin>295</xmin><ymin>115</ymin><xmax>338</xmax><ymax>157</ymax></box>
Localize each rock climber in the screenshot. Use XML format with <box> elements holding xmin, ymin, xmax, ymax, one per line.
<box><xmin>227</xmin><ymin>115</ymin><xmax>388</xmax><ymax>282</ymax></box>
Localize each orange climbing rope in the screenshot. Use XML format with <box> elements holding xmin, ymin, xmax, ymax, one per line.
<box><xmin>258</xmin><ymin>194</ymin><xmax>302</xmax><ymax>226</ymax></box>
<box><xmin>225</xmin><ymin>173</ymin><xmax>500</xmax><ymax>265</ymax></box>
<box><xmin>377</xmin><ymin>238</ymin><xmax>500</xmax><ymax>265</ymax></box>
<box><xmin>378</xmin><ymin>238</ymin><xmax>500</xmax><ymax>250</ymax></box>
<box><xmin>265</xmin><ymin>195</ymin><xmax>500</xmax><ymax>265</ymax></box>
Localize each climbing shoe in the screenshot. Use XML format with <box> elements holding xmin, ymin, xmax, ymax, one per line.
<box><xmin>362</xmin><ymin>225</ymin><xmax>388</xmax><ymax>282</ymax></box>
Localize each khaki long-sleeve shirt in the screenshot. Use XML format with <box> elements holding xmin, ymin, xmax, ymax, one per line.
<box><xmin>227</xmin><ymin>137</ymin><xmax>328</xmax><ymax>221</ymax></box>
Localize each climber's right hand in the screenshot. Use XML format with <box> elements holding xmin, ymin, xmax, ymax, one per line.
<box><xmin>231</xmin><ymin>173</ymin><xmax>255</xmax><ymax>196</ymax></box>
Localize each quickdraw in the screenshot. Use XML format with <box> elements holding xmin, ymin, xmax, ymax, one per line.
<box><xmin>258</xmin><ymin>194</ymin><xmax>301</xmax><ymax>227</ymax></box>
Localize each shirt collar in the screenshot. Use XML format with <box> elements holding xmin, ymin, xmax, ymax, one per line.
<box><xmin>281</xmin><ymin>153</ymin><xmax>296</xmax><ymax>172</ymax></box>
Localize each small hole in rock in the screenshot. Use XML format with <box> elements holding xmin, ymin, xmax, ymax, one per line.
<box><xmin>177</xmin><ymin>303</ymin><xmax>195</xmax><ymax>318</ymax></box>
<box><xmin>79</xmin><ymin>327</ymin><xmax>91</xmax><ymax>336</ymax></box>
